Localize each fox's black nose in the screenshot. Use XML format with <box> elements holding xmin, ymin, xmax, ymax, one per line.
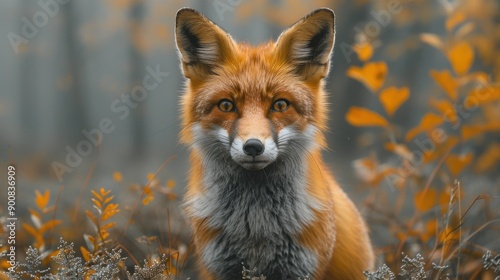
<box><xmin>243</xmin><ymin>139</ymin><xmax>265</xmax><ymax>157</ymax></box>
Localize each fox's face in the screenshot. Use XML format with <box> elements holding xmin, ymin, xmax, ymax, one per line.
<box><xmin>175</xmin><ymin>8</ymin><xmax>335</xmax><ymax>170</ymax></box>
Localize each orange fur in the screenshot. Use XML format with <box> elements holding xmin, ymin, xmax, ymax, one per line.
<box><xmin>176</xmin><ymin>7</ymin><xmax>374</xmax><ymax>279</ymax></box>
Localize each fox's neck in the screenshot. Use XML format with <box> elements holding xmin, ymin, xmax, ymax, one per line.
<box><xmin>187</xmin><ymin>150</ymin><xmax>322</xmax><ymax>233</ymax></box>
<box><xmin>186</xmin><ymin>151</ymin><xmax>325</xmax><ymax>275</ymax></box>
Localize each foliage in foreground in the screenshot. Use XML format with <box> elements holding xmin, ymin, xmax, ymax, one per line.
<box><xmin>344</xmin><ymin>0</ymin><xmax>500</xmax><ymax>278</ymax></box>
<box><xmin>2</xmin><ymin>240</ymin><xmax>499</xmax><ymax>279</ymax></box>
<box><xmin>365</xmin><ymin>252</ymin><xmax>500</xmax><ymax>280</ymax></box>
<box><xmin>2</xmin><ymin>238</ymin><xmax>171</xmax><ymax>279</ymax></box>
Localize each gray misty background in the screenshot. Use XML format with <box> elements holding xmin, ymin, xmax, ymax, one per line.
<box><xmin>0</xmin><ymin>0</ymin><xmax>499</xmax><ymax>274</ymax></box>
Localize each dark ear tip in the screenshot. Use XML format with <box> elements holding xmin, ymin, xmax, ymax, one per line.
<box><xmin>176</xmin><ymin>7</ymin><xmax>202</xmax><ymax>26</ymax></box>
<box><xmin>308</xmin><ymin>8</ymin><xmax>335</xmax><ymax>23</ymax></box>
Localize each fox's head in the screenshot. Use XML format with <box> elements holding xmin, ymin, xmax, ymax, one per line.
<box><xmin>175</xmin><ymin>8</ymin><xmax>335</xmax><ymax>171</ymax></box>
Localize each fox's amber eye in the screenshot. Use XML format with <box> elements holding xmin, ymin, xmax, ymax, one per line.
<box><xmin>272</xmin><ymin>99</ymin><xmax>289</xmax><ymax>112</ymax></box>
<box><xmin>218</xmin><ymin>99</ymin><xmax>235</xmax><ymax>112</ymax></box>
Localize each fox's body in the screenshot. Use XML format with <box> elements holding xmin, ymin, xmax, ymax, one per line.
<box><xmin>175</xmin><ymin>8</ymin><xmax>374</xmax><ymax>280</ymax></box>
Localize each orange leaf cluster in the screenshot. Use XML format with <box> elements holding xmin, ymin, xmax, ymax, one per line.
<box><xmin>23</xmin><ymin>190</ymin><xmax>62</xmax><ymax>255</ymax></box>
<box><xmin>353</xmin><ymin>42</ymin><xmax>374</xmax><ymax>62</ymax></box>
<box><xmin>474</xmin><ymin>143</ymin><xmax>500</xmax><ymax>173</ymax></box>
<box><xmin>379</xmin><ymin>87</ymin><xmax>410</xmax><ymax>116</ymax></box>
<box><xmin>429</xmin><ymin>98</ymin><xmax>457</xmax><ymax>125</ymax></box>
<box><xmin>85</xmin><ymin>188</ymin><xmax>120</xmax><ymax>254</ymax></box>
<box><xmin>347</xmin><ymin>62</ymin><xmax>388</xmax><ymax>93</ymax></box>
<box><xmin>447</xmin><ymin>41</ymin><xmax>474</xmax><ymax>75</ymax></box>
<box><xmin>405</xmin><ymin>113</ymin><xmax>444</xmax><ymax>140</ymax></box>
<box><xmin>112</xmin><ymin>171</ymin><xmax>123</xmax><ymax>182</ymax></box>
<box><xmin>445</xmin><ymin>153</ymin><xmax>473</xmax><ymax>176</ymax></box>
<box><xmin>343</xmin><ymin>2</ymin><xmax>500</xmax><ymax>276</ymax></box>
<box><xmin>414</xmin><ymin>188</ymin><xmax>437</xmax><ymax>212</ymax></box>
<box><xmin>430</xmin><ymin>70</ymin><xmax>458</xmax><ymax>101</ymax></box>
<box><xmin>346</xmin><ymin>107</ymin><xmax>389</xmax><ymax>127</ymax></box>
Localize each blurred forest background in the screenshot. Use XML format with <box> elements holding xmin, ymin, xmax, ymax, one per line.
<box><xmin>0</xmin><ymin>0</ymin><xmax>499</xmax><ymax>278</ymax></box>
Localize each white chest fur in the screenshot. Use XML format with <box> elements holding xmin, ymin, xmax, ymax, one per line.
<box><xmin>186</xmin><ymin>159</ymin><xmax>321</xmax><ymax>279</ymax></box>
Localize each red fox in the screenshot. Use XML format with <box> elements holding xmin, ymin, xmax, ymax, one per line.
<box><xmin>175</xmin><ymin>7</ymin><xmax>374</xmax><ymax>280</ymax></box>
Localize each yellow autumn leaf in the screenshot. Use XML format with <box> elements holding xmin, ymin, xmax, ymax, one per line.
<box><xmin>429</xmin><ymin>98</ymin><xmax>457</xmax><ymax>125</ymax></box>
<box><xmin>147</xmin><ymin>173</ymin><xmax>156</xmax><ymax>181</ymax></box>
<box><xmin>99</xmin><ymin>188</ymin><xmax>111</xmax><ymax>198</ymax></box>
<box><xmin>103</xmin><ymin>195</ymin><xmax>114</xmax><ymax>205</ymax></box>
<box><xmin>143</xmin><ymin>185</ymin><xmax>153</xmax><ymax>195</ymax></box>
<box><xmin>461</xmin><ymin>122</ymin><xmax>500</xmax><ymax>141</ymax></box>
<box><xmin>405</xmin><ymin>113</ymin><xmax>444</xmax><ymax>141</ymax></box>
<box><xmin>447</xmin><ymin>41</ymin><xmax>474</xmax><ymax>75</ymax></box>
<box><xmin>100</xmin><ymin>230</ymin><xmax>110</xmax><ymax>241</ymax></box>
<box><xmin>421</xmin><ymin>135</ymin><xmax>453</xmax><ymax>163</ymax></box>
<box><xmin>22</xmin><ymin>223</ymin><xmax>45</xmax><ymax>250</ymax></box>
<box><xmin>345</xmin><ymin>107</ymin><xmax>389</xmax><ymax>127</ymax></box>
<box><xmin>142</xmin><ymin>195</ymin><xmax>154</xmax><ymax>205</ymax></box>
<box><xmin>379</xmin><ymin>87</ymin><xmax>410</xmax><ymax>116</ymax></box>
<box><xmin>39</xmin><ymin>220</ymin><xmax>62</xmax><ymax>234</ymax></box>
<box><xmin>414</xmin><ymin>188</ymin><xmax>437</xmax><ymax>212</ymax></box>
<box><xmin>484</xmin><ymin>121</ymin><xmax>500</xmax><ymax>132</ymax></box>
<box><xmin>446</xmin><ymin>153</ymin><xmax>473</xmax><ymax>176</ymax></box>
<box><xmin>353</xmin><ymin>42</ymin><xmax>374</xmax><ymax>62</ymax></box>
<box><xmin>460</xmin><ymin>125</ymin><xmax>483</xmax><ymax>141</ymax></box>
<box><xmin>91</xmin><ymin>198</ymin><xmax>102</xmax><ymax>209</ymax></box>
<box><xmin>35</xmin><ymin>190</ymin><xmax>50</xmax><ymax>210</ymax></box>
<box><xmin>91</xmin><ymin>190</ymin><xmax>102</xmax><ymax>201</ymax></box>
<box><xmin>142</xmin><ymin>185</ymin><xmax>154</xmax><ymax>205</ymax></box>
<box><xmin>101</xmin><ymin>206</ymin><xmax>120</xmax><ymax>221</ymax></box>
<box><xmin>445</xmin><ymin>11</ymin><xmax>466</xmax><ymax>32</ymax></box>
<box><xmin>101</xmin><ymin>222</ymin><xmax>117</xmax><ymax>231</ymax></box>
<box><xmin>112</xmin><ymin>171</ymin><xmax>123</xmax><ymax>182</ymax></box>
<box><xmin>166</xmin><ymin>180</ymin><xmax>176</xmax><ymax>189</ymax></box>
<box><xmin>430</xmin><ymin>70</ymin><xmax>458</xmax><ymax>101</ymax></box>
<box><xmin>426</xmin><ymin>220</ymin><xmax>438</xmax><ymax>235</ymax></box>
<box><xmin>463</xmin><ymin>85</ymin><xmax>500</xmax><ymax>109</ymax></box>
<box><xmin>80</xmin><ymin>246</ymin><xmax>91</xmax><ymax>262</ymax></box>
<box><xmin>0</xmin><ymin>254</ymin><xmax>10</xmax><ymax>271</ymax></box>
<box><xmin>86</xmin><ymin>210</ymin><xmax>98</xmax><ymax>226</ymax></box>
<box><xmin>422</xmin><ymin>219</ymin><xmax>438</xmax><ymax>242</ymax></box>
<box><xmin>474</xmin><ymin>143</ymin><xmax>500</xmax><ymax>173</ymax></box>
<box><xmin>484</xmin><ymin>104</ymin><xmax>500</xmax><ymax>122</ymax></box>
<box><xmin>103</xmin><ymin>203</ymin><xmax>119</xmax><ymax>215</ymax></box>
<box><xmin>346</xmin><ymin>62</ymin><xmax>388</xmax><ymax>93</ymax></box>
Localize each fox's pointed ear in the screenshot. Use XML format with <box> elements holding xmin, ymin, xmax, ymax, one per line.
<box><xmin>175</xmin><ymin>8</ymin><xmax>235</xmax><ymax>81</ymax></box>
<box><xmin>274</xmin><ymin>8</ymin><xmax>335</xmax><ymax>82</ymax></box>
